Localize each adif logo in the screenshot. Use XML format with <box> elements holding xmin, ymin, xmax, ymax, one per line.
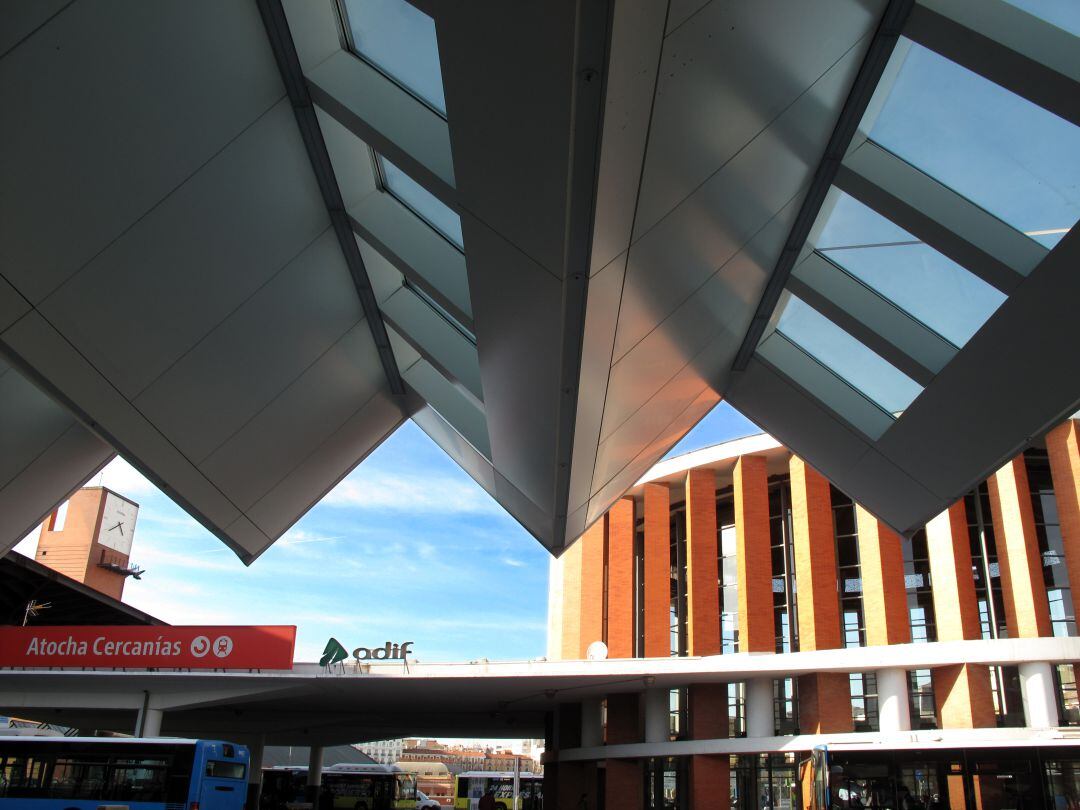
<box><xmin>190</xmin><ymin>635</ymin><xmax>233</xmax><ymax>659</ymax></box>
<box><xmin>353</xmin><ymin>641</ymin><xmax>413</xmax><ymax>661</ymax></box>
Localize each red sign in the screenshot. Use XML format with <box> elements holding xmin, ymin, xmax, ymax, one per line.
<box><xmin>0</xmin><ymin>625</ymin><xmax>295</xmax><ymax>670</ymax></box>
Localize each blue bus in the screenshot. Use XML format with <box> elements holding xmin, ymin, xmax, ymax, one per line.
<box><xmin>0</xmin><ymin>735</ymin><xmax>249</xmax><ymax>809</ymax></box>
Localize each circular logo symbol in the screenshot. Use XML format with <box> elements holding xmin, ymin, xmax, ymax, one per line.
<box><xmin>190</xmin><ymin>636</ymin><xmax>211</xmax><ymax>658</ymax></box>
<box><xmin>212</xmin><ymin>635</ymin><xmax>234</xmax><ymax>658</ymax></box>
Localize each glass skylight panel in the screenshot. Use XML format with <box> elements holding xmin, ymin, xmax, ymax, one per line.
<box><xmin>815</xmin><ymin>191</ymin><xmax>1007</xmax><ymax>347</ymax></box>
<box><xmin>340</xmin><ymin>0</ymin><xmax>447</xmax><ymax>115</ymax></box>
<box><xmin>378</xmin><ymin>156</ymin><xmax>464</xmax><ymax>249</ymax></box>
<box><xmin>1004</xmin><ymin>0</ymin><xmax>1080</xmax><ymax>36</ymax></box>
<box><xmin>869</xmin><ymin>41</ymin><xmax>1080</xmax><ymax>247</ymax></box>
<box><xmin>776</xmin><ymin>295</ymin><xmax>923</xmax><ymax>414</ymax></box>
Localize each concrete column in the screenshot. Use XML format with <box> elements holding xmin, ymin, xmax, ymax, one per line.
<box><xmin>608</xmin><ymin>498</ymin><xmax>636</xmax><ymax>658</ymax></box>
<box><xmin>790</xmin><ymin>456</ymin><xmax>853</xmax><ymax>733</ymax></box>
<box><xmin>988</xmin><ymin>457</ymin><xmax>1053</xmax><ymax>638</ymax></box>
<box><xmin>735</xmin><ymin>455</ymin><xmax>773</xmax><ymax>653</ymax></box>
<box><xmin>135</xmin><ymin>702</ymin><xmax>162</xmax><ymax>737</ymax></box>
<box><xmin>1020</xmin><ymin>661</ymin><xmax>1061</xmax><ymax>728</ymax></box>
<box><xmin>877</xmin><ymin>668</ymin><xmax>912</xmax><ymax>732</ymax></box>
<box><xmin>856</xmin><ymin>508</ymin><xmax>912</xmax><ymax>647</ymax></box>
<box><xmin>644</xmin><ymin>688</ymin><xmax>669</xmax><ymax>743</ymax></box>
<box><xmin>580</xmin><ymin>698</ymin><xmax>603</xmax><ymax>748</ymax></box>
<box><xmin>1047</xmin><ymin>420</ymin><xmax>1080</xmax><ymax>625</ymax></box>
<box><xmin>306</xmin><ymin>747</ymin><xmax>321</xmax><ymax>803</ymax></box>
<box><xmin>643</xmin><ymin>483</ymin><xmax>671</xmax><ymax>658</ymax></box>
<box><xmin>247</xmin><ymin>735</ymin><xmax>265</xmax><ymax>810</ymax></box>
<box><xmin>686</xmin><ymin>468</ymin><xmax>721</xmax><ymax>656</ymax></box>
<box><xmin>746</xmin><ymin>678</ymin><xmax>774</xmax><ymax>738</ymax></box>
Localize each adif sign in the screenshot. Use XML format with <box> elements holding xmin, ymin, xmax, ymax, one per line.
<box><xmin>353</xmin><ymin>641</ymin><xmax>413</xmax><ymax>661</ymax></box>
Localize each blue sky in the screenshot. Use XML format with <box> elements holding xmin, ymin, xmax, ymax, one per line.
<box><xmin>15</xmin><ymin>404</ymin><xmax>757</xmax><ymax>663</ymax></box>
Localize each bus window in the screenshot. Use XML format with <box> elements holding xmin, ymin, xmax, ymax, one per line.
<box><xmin>48</xmin><ymin>756</ymin><xmax>108</xmax><ymax>799</ymax></box>
<box><xmin>0</xmin><ymin>755</ymin><xmax>48</xmax><ymax>798</ymax></box>
<box><xmin>207</xmin><ymin>760</ymin><xmax>247</xmax><ymax>780</ymax></box>
<box><xmin>108</xmin><ymin>757</ymin><xmax>169</xmax><ymax>802</ymax></box>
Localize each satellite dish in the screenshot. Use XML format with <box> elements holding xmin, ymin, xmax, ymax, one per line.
<box><xmin>586</xmin><ymin>641</ymin><xmax>608</xmax><ymax>661</ymax></box>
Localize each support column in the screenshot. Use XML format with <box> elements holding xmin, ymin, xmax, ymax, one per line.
<box><xmin>856</xmin><ymin>507</ymin><xmax>912</xmax><ymax>646</ymax></box>
<box><xmin>735</xmin><ymin>455</ymin><xmax>773</xmax><ymax>653</ymax></box>
<box><xmin>686</xmin><ymin>468</ymin><xmax>720</xmax><ymax>656</ymax></box>
<box><xmin>1019</xmin><ymin>661</ymin><xmax>1061</xmax><ymax>728</ymax></box>
<box><xmin>1047</xmin><ymin>420</ymin><xmax>1080</xmax><ymax>625</ymax></box>
<box><xmin>877</xmin><ymin>668</ymin><xmax>912</xmax><ymax>732</ymax></box>
<box><xmin>688</xmin><ymin>684</ymin><xmax>729</xmax><ymax>810</ymax></box>
<box><xmin>547</xmin><ymin>704</ymin><xmax>598</xmax><ymax>810</ymax></box>
<box><xmin>926</xmin><ymin>503</ymin><xmax>997</xmax><ymax>728</ymax></box>
<box><xmin>643</xmin><ymin>688</ymin><xmax>669</xmax><ymax>744</ymax></box>
<box><xmin>790</xmin><ymin>456</ymin><xmax>853</xmax><ymax>732</ymax></box>
<box><xmin>581</xmin><ymin>699</ymin><xmax>603</xmax><ymax>748</ymax></box>
<box><xmin>561</xmin><ymin>516</ymin><xmax>607</xmax><ymax>658</ymax></box>
<box><xmin>605</xmin><ymin>693</ymin><xmax>643</xmax><ymax>810</ymax></box>
<box><xmin>247</xmin><ymin>735</ymin><xmax>265</xmax><ymax>810</ymax></box>
<box><xmin>135</xmin><ymin>693</ymin><xmax>162</xmax><ymax>737</ymax></box>
<box><xmin>608</xmin><ymin>498</ymin><xmax>636</xmax><ymax>658</ymax></box>
<box><xmin>746</xmin><ymin>678</ymin><xmax>775</xmax><ymax>738</ymax></box>
<box><xmin>307</xmin><ymin>745</ymin><xmax>324</xmax><ymax>804</ymax></box>
<box><xmin>643</xmin><ymin>483</ymin><xmax>671</xmax><ymax>658</ymax></box>
<box><xmin>988</xmin><ymin>456</ymin><xmax>1052</xmax><ymax>638</ymax></box>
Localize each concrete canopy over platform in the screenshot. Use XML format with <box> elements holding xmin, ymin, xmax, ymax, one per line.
<box><xmin>1</xmin><ymin>0</ymin><xmax>1077</xmax><ymax>558</ymax></box>
<box><xmin>2</xmin><ymin>637</ymin><xmax>1077</xmax><ymax>747</ymax></box>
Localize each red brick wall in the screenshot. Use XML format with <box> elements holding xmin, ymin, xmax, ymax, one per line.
<box><xmin>988</xmin><ymin>456</ymin><xmax>1052</xmax><ymax>638</ymax></box>
<box><xmin>735</xmin><ymin>455</ymin><xmax>772</xmax><ymax>653</ymax></box>
<box><xmin>608</xmin><ymin>499</ymin><xmax>636</xmax><ymax>658</ymax></box>
<box><xmin>685</xmin><ymin>468</ymin><xmax>720</xmax><ymax>656</ymax></box>
<box><xmin>643</xmin><ymin>483</ymin><xmax>671</xmax><ymax>658</ymax></box>
<box><xmin>798</xmin><ymin>672</ymin><xmax>854</xmax><ymax>733</ymax></box>
<box><xmin>855</xmin><ymin>507</ymin><xmax>911</xmax><ymax>647</ymax></box>
<box><xmin>1047</xmin><ymin>420</ymin><xmax>1080</xmax><ymax>626</ymax></box>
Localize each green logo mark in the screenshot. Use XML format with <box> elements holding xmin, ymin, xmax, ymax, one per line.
<box><xmin>320</xmin><ymin>637</ymin><xmax>348</xmax><ymax>667</ymax></box>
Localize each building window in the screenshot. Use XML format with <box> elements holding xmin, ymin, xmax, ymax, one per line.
<box><xmin>832</xmin><ymin>488</ymin><xmax>865</xmax><ymax>648</ymax></box>
<box><xmin>1057</xmin><ymin>664</ymin><xmax>1080</xmax><ymax>727</ymax></box>
<box><xmin>644</xmin><ymin>757</ymin><xmax>686</xmax><ymax>810</ymax></box>
<box><xmin>670</xmin><ymin>509</ymin><xmax>688</xmax><ymax>657</ymax></box>
<box><xmin>965</xmin><ymin>483</ymin><xmax>1025</xmax><ymax>726</ymax></box>
<box><xmin>717</xmin><ymin>493</ymin><xmax>738</xmax><ymax>654</ymax></box>
<box><xmin>669</xmin><ymin>688</ymin><xmax>687</xmax><ymax>741</ymax></box>
<box><xmin>635</xmin><ymin>509</ymin><xmax>646</xmax><ymax>659</ymax></box>
<box><xmin>774</xmin><ymin>678</ymin><xmax>797</xmax><ymax>736</ymax></box>
<box><xmin>908</xmin><ymin>669</ymin><xmax>938</xmax><ymax>729</ymax></box>
<box><xmin>902</xmin><ymin>530</ymin><xmax>936</xmax><ymax>643</ymax></box>
<box><xmin>728</xmin><ymin>683</ymin><xmax>746</xmax><ymax>738</ymax></box>
<box><xmin>1025</xmin><ymin>449</ymin><xmax>1076</xmax><ymax>637</ymax></box>
<box><xmin>770</xmin><ymin>480</ymin><xmax>798</xmax><ymax>654</ymax></box>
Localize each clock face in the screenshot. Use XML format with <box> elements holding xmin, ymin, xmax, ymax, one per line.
<box><xmin>98</xmin><ymin>492</ymin><xmax>138</xmax><ymax>555</ymax></box>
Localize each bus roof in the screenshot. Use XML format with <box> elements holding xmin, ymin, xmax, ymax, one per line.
<box><xmin>0</xmin><ymin>736</ymin><xmax>214</xmax><ymax>746</ymax></box>
<box><xmin>266</xmin><ymin>763</ymin><xmax>401</xmax><ymax>774</ymax></box>
<box><xmin>456</xmin><ymin>771</ymin><xmax>542</xmax><ymax>779</ymax></box>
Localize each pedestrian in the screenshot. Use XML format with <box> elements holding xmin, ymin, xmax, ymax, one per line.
<box><xmin>478</xmin><ymin>787</ymin><xmax>497</xmax><ymax>810</ymax></box>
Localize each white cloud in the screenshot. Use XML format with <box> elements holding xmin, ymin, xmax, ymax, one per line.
<box><xmin>87</xmin><ymin>456</ymin><xmax>157</xmax><ymax>499</ymax></box>
<box><xmin>501</xmin><ymin>557</ymin><xmax>526</xmax><ymax>568</ymax></box>
<box><xmin>323</xmin><ymin>471</ymin><xmax>501</xmax><ymax>515</ymax></box>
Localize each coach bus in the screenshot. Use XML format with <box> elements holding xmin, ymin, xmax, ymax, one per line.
<box><xmin>807</xmin><ymin>735</ymin><xmax>1080</xmax><ymax>810</ymax></box>
<box><xmin>260</xmin><ymin>763</ymin><xmax>416</xmax><ymax>810</ymax></box>
<box><xmin>453</xmin><ymin>771</ymin><xmax>543</xmax><ymax>810</ymax></box>
<box><xmin>0</xmin><ymin>735</ymin><xmax>249</xmax><ymax>809</ymax></box>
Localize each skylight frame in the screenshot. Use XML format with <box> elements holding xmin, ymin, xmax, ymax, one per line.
<box><xmin>373</xmin><ymin>151</ymin><xmax>465</xmax><ymax>251</ymax></box>
<box><xmin>335</xmin><ymin>0</ymin><xmax>448</xmax><ymax>119</ymax></box>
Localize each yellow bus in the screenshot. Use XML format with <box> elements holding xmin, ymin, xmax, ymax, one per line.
<box><xmin>261</xmin><ymin>762</ymin><xmax>416</xmax><ymax>810</ymax></box>
<box><xmin>453</xmin><ymin>771</ymin><xmax>542</xmax><ymax>810</ymax></box>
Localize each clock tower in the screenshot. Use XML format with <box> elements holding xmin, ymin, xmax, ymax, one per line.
<box><xmin>35</xmin><ymin>487</ymin><xmax>143</xmax><ymax>601</ymax></box>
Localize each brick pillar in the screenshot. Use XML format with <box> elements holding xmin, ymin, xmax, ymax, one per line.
<box><xmin>1047</xmin><ymin>420</ymin><xmax>1080</xmax><ymax>625</ymax></box>
<box><xmin>926</xmin><ymin>503</ymin><xmax>996</xmax><ymax>728</ymax></box>
<box><xmin>735</xmin><ymin>455</ymin><xmax>773</xmax><ymax>653</ymax></box>
<box><xmin>789</xmin><ymin>456</ymin><xmax>852</xmax><ymax>732</ymax></box>
<box><xmin>606</xmin><ymin>693</ymin><xmax>643</xmax><ymax>810</ymax></box>
<box><xmin>856</xmin><ymin>507</ymin><xmax>911</xmax><ymax>646</ymax></box>
<box><xmin>988</xmin><ymin>457</ymin><xmax>1052</xmax><ymax>638</ymax></box>
<box><xmin>689</xmin><ymin>684</ymin><xmax>729</xmax><ymax>810</ymax></box>
<box><xmin>643</xmin><ymin>483</ymin><xmax>671</xmax><ymax>658</ymax></box>
<box><xmin>561</xmin><ymin>516</ymin><xmax>607</xmax><ymax>659</ymax></box>
<box><xmin>686</xmin><ymin>468</ymin><xmax>720</xmax><ymax>656</ymax></box>
<box><xmin>608</xmin><ymin>498</ymin><xmax>636</xmax><ymax>658</ymax></box>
